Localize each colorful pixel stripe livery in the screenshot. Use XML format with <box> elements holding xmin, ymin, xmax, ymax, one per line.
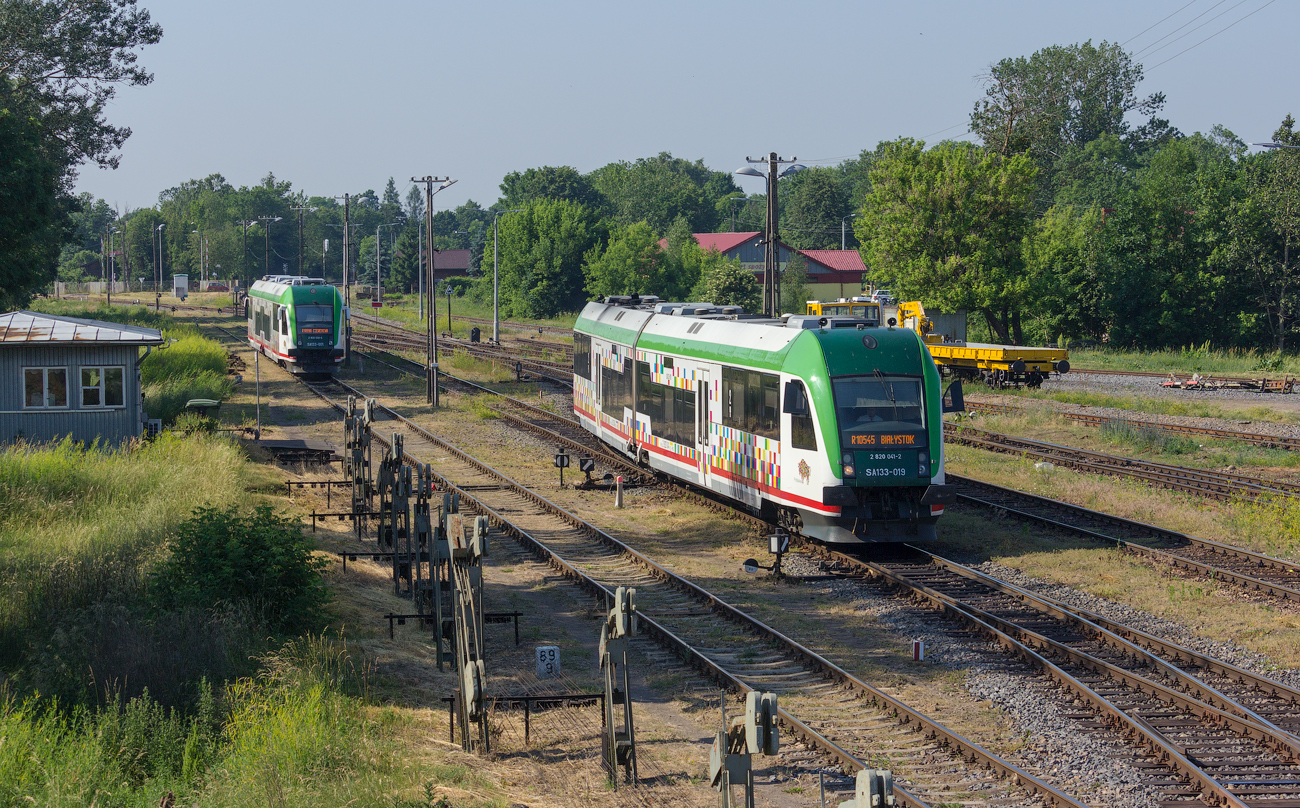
<box><xmin>572</xmin><ymin>297</ymin><xmax>957</xmax><ymax>544</ymax></box>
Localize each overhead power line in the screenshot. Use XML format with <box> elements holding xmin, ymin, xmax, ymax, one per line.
<box><xmin>1148</xmin><ymin>0</ymin><xmax>1277</xmax><ymax>69</ymax></box>
<box><xmin>1132</xmin><ymin>0</ymin><xmax>1233</xmax><ymax>56</ymax></box>
<box><xmin>1135</xmin><ymin>0</ymin><xmax>1247</xmax><ymax>58</ymax></box>
<box><xmin>1123</xmin><ymin>0</ymin><xmax>1202</xmax><ymax>46</ymax></box>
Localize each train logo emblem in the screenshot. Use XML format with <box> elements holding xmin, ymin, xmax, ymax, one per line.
<box><xmin>798</xmin><ymin>459</ymin><xmax>811</xmax><ymax>484</ymax></box>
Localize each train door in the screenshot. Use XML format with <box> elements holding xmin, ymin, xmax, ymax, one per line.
<box><xmin>698</xmin><ymin>370</ymin><xmax>710</xmax><ymax>485</ymax></box>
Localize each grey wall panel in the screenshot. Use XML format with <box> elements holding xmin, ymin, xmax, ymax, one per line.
<box><xmin>1</xmin><ymin>344</ymin><xmax>146</xmax><ymax>445</ymax></box>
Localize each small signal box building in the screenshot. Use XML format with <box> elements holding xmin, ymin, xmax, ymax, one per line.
<box><xmin>0</xmin><ymin>311</ymin><xmax>165</xmax><ymax>445</ymax></box>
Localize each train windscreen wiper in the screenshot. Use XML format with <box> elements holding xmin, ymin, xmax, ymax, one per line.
<box><xmin>874</xmin><ymin>369</ymin><xmax>899</xmax><ymax>424</ymax></box>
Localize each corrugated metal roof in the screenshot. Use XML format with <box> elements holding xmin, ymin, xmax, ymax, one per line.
<box><xmin>795</xmin><ymin>249</ymin><xmax>867</xmax><ymax>275</ymax></box>
<box><xmin>0</xmin><ymin>311</ymin><xmax>165</xmax><ymax>345</ymax></box>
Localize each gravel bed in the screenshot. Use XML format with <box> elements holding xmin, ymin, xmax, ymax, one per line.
<box><xmin>972</xmin><ymin>560</ymin><xmax>1300</xmax><ymax>691</ymax></box>
<box><xmin>780</xmin><ymin>553</ymin><xmax>1162</xmax><ymax>808</ymax></box>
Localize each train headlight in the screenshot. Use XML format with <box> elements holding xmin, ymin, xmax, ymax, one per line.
<box><xmin>841</xmin><ymin>452</ymin><xmax>855</xmax><ymax>478</ymax></box>
<box><xmin>918</xmin><ymin>450</ymin><xmax>929</xmax><ymax>476</ymax></box>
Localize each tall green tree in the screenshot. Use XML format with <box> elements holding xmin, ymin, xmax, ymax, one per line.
<box><xmin>1219</xmin><ymin>116</ymin><xmax>1300</xmax><ymax>350</ymax></box>
<box><xmin>590</xmin><ymin>152</ymin><xmax>739</xmax><ymax>234</ymax></box>
<box><xmin>499</xmin><ymin>166</ymin><xmax>605</xmax><ymax>212</ymax></box>
<box><xmin>690</xmin><ymin>249</ymin><xmax>760</xmax><ymax>312</ymax></box>
<box><xmin>780</xmin><ymin>167</ymin><xmax>850</xmax><ymax>250</ymax></box>
<box><xmin>970</xmin><ymin>40</ymin><xmax>1175</xmax><ymax>208</ymax></box>
<box><xmin>856</xmin><ymin>139</ymin><xmax>1038</xmax><ymax>343</ymax></box>
<box><xmin>1020</xmin><ymin>204</ymin><xmax>1108</xmax><ymax>342</ymax></box>
<box><xmin>583</xmin><ymin>221</ymin><xmax>662</xmax><ymax>298</ymax></box>
<box><xmin>483</xmin><ymin>198</ymin><xmax>601</xmax><ymax>318</ymax></box>
<box><xmin>0</xmin><ymin>0</ymin><xmax>161</xmax><ymax>306</ymax></box>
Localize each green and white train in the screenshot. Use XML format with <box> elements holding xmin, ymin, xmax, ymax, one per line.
<box><xmin>573</xmin><ymin>296</ymin><xmax>961</xmax><ymax>544</ymax></box>
<box><xmin>246</xmin><ymin>276</ymin><xmax>347</xmax><ymax>376</ymax></box>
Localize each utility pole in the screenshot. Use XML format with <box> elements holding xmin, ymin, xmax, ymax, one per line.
<box><xmin>258</xmin><ymin>216</ymin><xmax>282</xmax><ymax>279</ymax></box>
<box><xmin>740</xmin><ymin>153</ymin><xmax>800</xmax><ymax>317</ymax></box>
<box><xmin>333</xmin><ymin>193</ymin><xmax>357</xmax><ymax>367</ymax></box>
<box><xmin>411</xmin><ymin>175</ymin><xmax>456</xmax><ymax>406</ymax></box>
<box><xmin>237</xmin><ymin>219</ymin><xmax>258</xmax><ymax>292</ymax></box>
<box><xmin>290</xmin><ymin>205</ymin><xmax>316</xmax><ymax>276</ymax></box>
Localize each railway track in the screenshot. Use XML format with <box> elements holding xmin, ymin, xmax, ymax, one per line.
<box><xmin>208</xmin><ymin>312</ymin><xmax>1300</xmax><ymax>804</ymax></box>
<box><xmin>952</xmin><ymin>474</ymin><xmax>1300</xmax><ymax>604</ymax></box>
<box><xmin>819</xmin><ymin>545</ymin><xmax>1300</xmax><ymax>806</ymax></box>
<box><xmin>946</xmin><ymin>423</ymin><xmax>1300</xmax><ymax>503</ymax></box>
<box><xmin>966</xmin><ymin>400</ymin><xmax>1300</xmax><ymax>453</ymax></box>
<box><xmin>294</xmin><ymin>375</ymin><xmax>1084</xmax><ymax>808</ymax></box>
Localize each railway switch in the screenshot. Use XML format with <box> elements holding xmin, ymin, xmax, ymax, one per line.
<box><xmin>601</xmin><ymin>586</ymin><xmax>638</xmax><ymax>789</ymax></box>
<box><xmin>838</xmin><ymin>768</ymin><xmax>895</xmax><ymax>808</ymax></box>
<box><xmin>710</xmin><ymin>690</ymin><xmax>780</xmax><ymax>808</ymax></box>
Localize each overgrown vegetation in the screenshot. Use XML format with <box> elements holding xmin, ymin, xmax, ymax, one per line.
<box><xmin>0</xmin><ymin>434</ymin><xmax>427</xmax><ymax>806</ymax></box>
<box><xmin>1098</xmin><ymin>418</ymin><xmax>1200</xmax><ymax>455</ymax></box>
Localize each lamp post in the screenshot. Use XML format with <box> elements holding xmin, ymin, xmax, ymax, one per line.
<box><xmin>1254</xmin><ymin>142</ymin><xmax>1300</xmax><ymax>150</ymax></box>
<box><xmin>236</xmin><ymin>219</ymin><xmax>258</xmax><ymax>292</ymax></box>
<box><xmin>492</xmin><ymin>208</ymin><xmax>524</xmax><ymax>343</ymax></box>
<box><xmin>258</xmin><ymin>216</ymin><xmax>282</xmax><ymax>280</ymax></box>
<box><xmin>735</xmin><ymin>153</ymin><xmax>804</xmax><ymax>316</ymax></box>
<box><xmin>155</xmin><ymin>223</ymin><xmax>165</xmax><ymax>309</ymax></box>
<box><xmin>410</xmin><ymin>175</ymin><xmax>457</xmax><ymax>406</ymax></box>
<box><xmin>841</xmin><ymin>213</ymin><xmax>858</xmax><ymax>251</ymax></box>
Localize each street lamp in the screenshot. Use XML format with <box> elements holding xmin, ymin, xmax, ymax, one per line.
<box><xmin>410</xmin><ymin>175</ymin><xmax>457</xmax><ymax>406</ymax></box>
<box><xmin>155</xmin><ymin>223</ymin><xmax>166</xmax><ymax>309</ymax></box>
<box><xmin>736</xmin><ymin>153</ymin><xmax>805</xmax><ymax>316</ymax></box>
<box><xmin>491</xmin><ymin>208</ymin><xmax>524</xmax><ymax>343</ymax></box>
<box><xmin>841</xmin><ymin>213</ymin><xmax>858</xmax><ymax>251</ymax></box>
<box><xmin>1254</xmin><ymin>142</ymin><xmax>1300</xmax><ymax>150</ymax></box>
<box><xmin>257</xmin><ymin>216</ymin><xmax>283</xmax><ymax>280</ymax></box>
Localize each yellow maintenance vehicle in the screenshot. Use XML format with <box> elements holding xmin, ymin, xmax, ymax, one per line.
<box><xmin>895</xmin><ymin>301</ymin><xmax>1070</xmax><ymax>389</ymax></box>
<box><xmin>804</xmin><ymin>296</ymin><xmax>881</xmax><ymax>323</ymax></box>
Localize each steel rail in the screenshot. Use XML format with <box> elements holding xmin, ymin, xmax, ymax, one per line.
<box><xmin>951</xmin><ymin>474</ymin><xmax>1300</xmax><ymax>603</ymax></box>
<box><xmin>1002</xmin><ymin>576</ymin><xmax>1300</xmax><ymax>742</ymax></box>
<box><xmin>890</xmin><ymin>550</ymin><xmax>1300</xmax><ymax>748</ymax></box>
<box><xmin>295</xmin><ymin>377</ymin><xmax>1087</xmax><ymax>808</ymax></box>
<box><xmin>946</xmin><ymin>423</ymin><xmax>1300</xmax><ymax>502</ymax></box>
<box><xmin>831</xmin><ymin>550</ymin><xmax>1264</xmax><ymax>807</ymax></box>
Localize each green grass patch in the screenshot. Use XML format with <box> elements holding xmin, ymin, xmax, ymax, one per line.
<box><xmin>1099</xmin><ymin>417</ymin><xmax>1200</xmax><ymax>455</ymax></box>
<box><xmin>1068</xmin><ymin>343</ymin><xmax>1300</xmax><ymax>377</ymax></box>
<box><xmin>1005</xmin><ymin>387</ymin><xmax>1300</xmax><ymax>424</ymax></box>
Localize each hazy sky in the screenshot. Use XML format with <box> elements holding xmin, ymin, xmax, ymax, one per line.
<box><xmin>76</xmin><ymin>0</ymin><xmax>1298</xmax><ymax>214</ymax></box>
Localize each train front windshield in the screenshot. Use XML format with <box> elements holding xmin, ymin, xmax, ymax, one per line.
<box><xmin>296</xmin><ymin>304</ymin><xmax>333</xmax><ymax>325</ymax></box>
<box><xmin>832</xmin><ymin>375</ymin><xmax>925</xmax><ymax>444</ymax></box>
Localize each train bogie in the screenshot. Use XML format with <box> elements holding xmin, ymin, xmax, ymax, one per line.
<box><xmin>573</xmin><ymin>296</ymin><xmax>959</xmax><ymax>545</ymax></box>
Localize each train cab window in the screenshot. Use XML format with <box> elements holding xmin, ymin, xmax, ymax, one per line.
<box><xmin>296</xmin><ymin>304</ymin><xmax>332</xmax><ymax>325</ymax></box>
<box><xmin>573</xmin><ymin>332</ymin><xmax>591</xmax><ymax>380</ymax></box>
<box><xmin>784</xmin><ymin>380</ymin><xmax>817</xmax><ymax>450</ymax></box>
<box><xmin>832</xmin><ymin>375</ymin><xmax>925</xmax><ymax>445</ymax></box>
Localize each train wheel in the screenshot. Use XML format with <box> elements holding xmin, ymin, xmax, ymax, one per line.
<box><xmin>777</xmin><ymin>507</ymin><xmax>804</xmax><ymax>536</ymax></box>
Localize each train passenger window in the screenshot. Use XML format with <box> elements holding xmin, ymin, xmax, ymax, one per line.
<box><xmin>722</xmin><ymin>367</ymin><xmax>779</xmax><ymax>439</ymax></box>
<box><xmin>573</xmin><ymin>333</ymin><xmax>591</xmax><ymax>380</ymax></box>
<box><xmin>601</xmin><ymin>356</ymin><xmax>629</xmax><ymax>412</ymax></box>
<box><xmin>784</xmin><ymin>380</ymin><xmax>817</xmax><ymax>450</ymax></box>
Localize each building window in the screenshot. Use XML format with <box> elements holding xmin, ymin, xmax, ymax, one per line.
<box><xmin>81</xmin><ymin>366</ymin><xmax>125</xmax><ymax>407</ymax></box>
<box><xmin>23</xmin><ymin>367</ymin><xmax>68</xmax><ymax>408</ymax></box>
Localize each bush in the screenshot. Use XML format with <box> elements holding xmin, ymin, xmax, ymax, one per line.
<box><xmin>152</xmin><ymin>505</ymin><xmax>329</xmax><ymax>635</ymax></box>
<box><xmin>144</xmin><ymin>371</ymin><xmax>234</xmax><ymax>425</ymax></box>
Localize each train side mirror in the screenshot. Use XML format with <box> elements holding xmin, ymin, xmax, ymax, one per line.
<box><xmin>942</xmin><ymin>379</ymin><xmax>965</xmax><ymax>414</ymax></box>
<box><xmin>783</xmin><ymin>381</ymin><xmax>810</xmax><ymax>416</ymax></box>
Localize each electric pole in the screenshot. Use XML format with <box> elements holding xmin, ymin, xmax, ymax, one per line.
<box><xmin>410</xmin><ymin>175</ymin><xmax>456</xmax><ymax>406</ymax></box>
<box><xmin>740</xmin><ymin>153</ymin><xmax>801</xmax><ymax>317</ymax></box>
<box><xmin>333</xmin><ymin>193</ymin><xmax>357</xmax><ymax>367</ymax></box>
<box><xmin>258</xmin><ymin>216</ymin><xmax>282</xmax><ymax>279</ymax></box>
<box><xmin>290</xmin><ymin>205</ymin><xmax>316</xmax><ymax>276</ymax></box>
